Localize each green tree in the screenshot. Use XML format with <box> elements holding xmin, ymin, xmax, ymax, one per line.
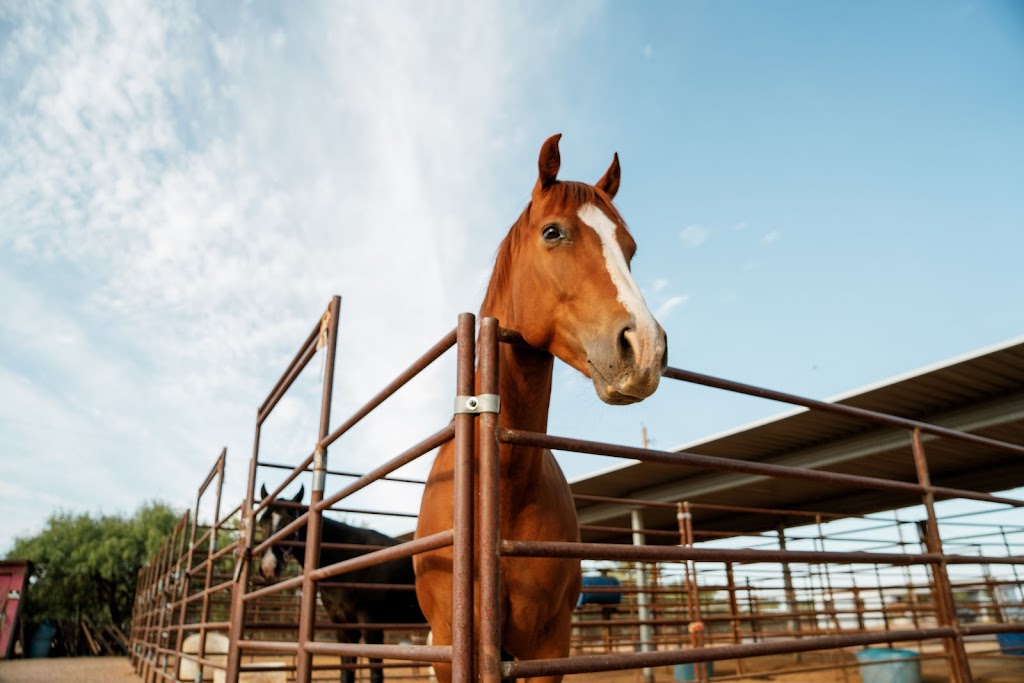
<box><xmin>6</xmin><ymin>500</ymin><xmax>181</xmax><ymax>629</ymax></box>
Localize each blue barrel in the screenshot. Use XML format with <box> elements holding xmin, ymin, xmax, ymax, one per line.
<box><xmin>855</xmin><ymin>648</ymin><xmax>921</xmax><ymax>683</ymax></box>
<box><xmin>674</xmin><ymin>661</ymin><xmax>713</xmax><ymax>681</ymax></box>
<box><xmin>996</xmin><ymin>632</ymin><xmax>1024</xmax><ymax>655</ymax></box>
<box><xmin>29</xmin><ymin>621</ymin><xmax>56</xmax><ymax>658</ymax></box>
<box><xmin>577</xmin><ymin>575</ymin><xmax>622</xmax><ymax>607</ymax></box>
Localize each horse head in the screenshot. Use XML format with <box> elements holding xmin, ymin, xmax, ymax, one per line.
<box><xmin>484</xmin><ymin>134</ymin><xmax>668</xmax><ymax>405</ymax></box>
<box><xmin>256</xmin><ymin>483</ymin><xmax>305</xmax><ymax>581</ymax></box>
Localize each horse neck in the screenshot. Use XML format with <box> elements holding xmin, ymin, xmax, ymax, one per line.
<box><xmin>483</xmin><ymin>342</ymin><xmax>553</xmax><ymax>431</ymax></box>
<box><xmin>478</xmin><ymin>300</ymin><xmax>555</xmax><ymax>486</ymax></box>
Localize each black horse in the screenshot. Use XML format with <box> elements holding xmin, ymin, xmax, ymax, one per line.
<box><xmin>257</xmin><ymin>484</ymin><xmax>425</xmax><ymax>683</ymax></box>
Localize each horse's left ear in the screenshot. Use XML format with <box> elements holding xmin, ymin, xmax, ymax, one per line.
<box><xmin>533</xmin><ymin>133</ymin><xmax>562</xmax><ymax>198</ymax></box>
<box><xmin>293</xmin><ymin>485</ymin><xmax>304</xmax><ymax>503</ymax></box>
<box><xmin>596</xmin><ymin>152</ymin><xmax>620</xmax><ymax>200</ymax></box>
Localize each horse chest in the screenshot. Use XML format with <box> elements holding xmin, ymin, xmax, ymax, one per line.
<box><xmin>320</xmin><ymin>586</ymin><xmax>359</xmax><ymax>624</ymax></box>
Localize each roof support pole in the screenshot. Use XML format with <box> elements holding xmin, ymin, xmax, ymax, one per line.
<box><xmin>631</xmin><ymin>509</ymin><xmax>655</xmax><ymax>683</ymax></box>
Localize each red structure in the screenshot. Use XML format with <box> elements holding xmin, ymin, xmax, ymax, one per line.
<box><xmin>0</xmin><ymin>560</ymin><xmax>33</xmax><ymax>659</ymax></box>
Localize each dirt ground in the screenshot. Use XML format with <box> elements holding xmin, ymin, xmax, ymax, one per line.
<box><xmin>1</xmin><ymin>654</ymin><xmax>1023</xmax><ymax>683</ymax></box>
<box><xmin>0</xmin><ymin>656</ymin><xmax>138</xmax><ymax>683</ymax></box>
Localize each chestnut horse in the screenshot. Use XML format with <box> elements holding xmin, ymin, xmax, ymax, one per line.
<box><xmin>414</xmin><ymin>135</ymin><xmax>667</xmax><ymax>683</ymax></box>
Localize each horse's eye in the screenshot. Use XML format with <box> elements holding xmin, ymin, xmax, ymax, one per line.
<box><xmin>542</xmin><ymin>225</ymin><xmax>563</xmax><ymax>243</ymax></box>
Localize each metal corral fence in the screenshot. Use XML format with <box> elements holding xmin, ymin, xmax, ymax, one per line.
<box><xmin>130</xmin><ymin>296</ymin><xmax>1024</xmax><ymax>683</ymax></box>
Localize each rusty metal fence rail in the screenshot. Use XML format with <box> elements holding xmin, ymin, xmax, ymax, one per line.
<box><xmin>129</xmin><ymin>299</ymin><xmax>1024</xmax><ymax>683</ymax></box>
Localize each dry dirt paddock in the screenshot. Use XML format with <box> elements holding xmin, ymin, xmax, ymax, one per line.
<box><xmin>1</xmin><ymin>653</ymin><xmax>1023</xmax><ymax>683</ymax></box>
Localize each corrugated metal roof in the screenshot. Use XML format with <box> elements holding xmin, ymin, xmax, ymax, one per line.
<box><xmin>571</xmin><ymin>336</ymin><xmax>1024</xmax><ymax>543</ymax></box>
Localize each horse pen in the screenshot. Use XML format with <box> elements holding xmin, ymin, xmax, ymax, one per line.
<box><xmin>121</xmin><ymin>295</ymin><xmax>1024</xmax><ymax>683</ymax></box>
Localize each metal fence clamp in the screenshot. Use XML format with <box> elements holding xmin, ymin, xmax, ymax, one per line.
<box><xmin>454</xmin><ymin>394</ymin><xmax>500</xmax><ymax>415</ymax></box>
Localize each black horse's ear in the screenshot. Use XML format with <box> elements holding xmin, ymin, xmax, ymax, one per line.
<box><xmin>260</xmin><ymin>484</ymin><xmax>268</xmax><ymax>500</ymax></box>
<box><xmin>533</xmin><ymin>133</ymin><xmax>562</xmax><ymax>198</ymax></box>
<box><xmin>293</xmin><ymin>485</ymin><xmax>304</xmax><ymax>503</ymax></box>
<box><xmin>596</xmin><ymin>152</ymin><xmax>620</xmax><ymax>201</ymax></box>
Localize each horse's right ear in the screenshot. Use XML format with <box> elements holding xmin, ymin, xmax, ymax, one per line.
<box><xmin>259</xmin><ymin>484</ymin><xmax>268</xmax><ymax>500</ymax></box>
<box><xmin>293</xmin><ymin>485</ymin><xmax>304</xmax><ymax>503</ymax></box>
<box><xmin>533</xmin><ymin>133</ymin><xmax>562</xmax><ymax>197</ymax></box>
<box><xmin>595</xmin><ymin>152</ymin><xmax>620</xmax><ymax>201</ymax></box>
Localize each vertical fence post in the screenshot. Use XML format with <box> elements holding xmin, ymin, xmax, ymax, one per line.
<box><xmin>226</xmin><ymin>422</ymin><xmax>263</xmax><ymax>683</ymax></box>
<box><xmin>478</xmin><ymin>317</ymin><xmax>502</xmax><ymax>683</ymax></box>
<box><xmin>452</xmin><ymin>312</ymin><xmax>477</xmax><ymax>683</ymax></box>
<box><xmin>778</xmin><ymin>525</ymin><xmax>801</xmax><ymax>639</ymax></box>
<box><xmin>296</xmin><ymin>296</ymin><xmax>341</xmax><ymax>683</ymax></box>
<box><xmin>911</xmin><ymin>428</ymin><xmax>973</xmax><ymax>683</ymax></box>
<box><xmin>725</xmin><ymin>562</ymin><xmax>745</xmax><ymax>675</ymax></box>
<box><xmin>197</xmin><ymin>450</ymin><xmax>227</xmax><ymax>682</ymax></box>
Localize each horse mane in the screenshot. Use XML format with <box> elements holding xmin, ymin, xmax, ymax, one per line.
<box><xmin>482</xmin><ymin>181</ymin><xmax>616</xmax><ymax>317</ymax></box>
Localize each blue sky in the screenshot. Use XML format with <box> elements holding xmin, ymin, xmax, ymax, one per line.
<box><xmin>1</xmin><ymin>1</ymin><xmax>1022</xmax><ymax>552</ymax></box>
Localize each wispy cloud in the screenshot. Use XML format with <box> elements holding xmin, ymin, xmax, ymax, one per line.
<box><xmin>655</xmin><ymin>295</ymin><xmax>689</xmax><ymax>319</ymax></box>
<box><xmin>0</xmin><ymin>1</ymin><xmax>598</xmax><ymax>548</ymax></box>
<box><xmin>679</xmin><ymin>224</ymin><xmax>709</xmax><ymax>248</ymax></box>
<box><xmin>761</xmin><ymin>230</ymin><xmax>781</xmax><ymax>245</ymax></box>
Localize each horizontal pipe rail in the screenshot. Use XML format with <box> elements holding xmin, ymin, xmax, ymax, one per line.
<box><xmin>260</xmin><ymin>460</ymin><xmax>426</xmax><ymax>486</ymax></box>
<box><xmin>258</xmin><ymin>335</ymin><xmax>320</xmax><ymax>426</ymax></box>
<box><xmin>663</xmin><ymin>366</ymin><xmax>1024</xmax><ymax>457</ymax></box>
<box><xmin>309</xmin><ymin>529</ymin><xmax>454</xmax><ymax>582</ymax></box>
<box><xmin>244</xmin><ymin>530</ymin><xmax>453</xmax><ymax>602</ymax></box>
<box><xmin>257</xmin><ymin>317</ymin><xmax>323</xmax><ymax>422</ymax></box>
<box><xmin>504</xmin><ymin>428</ymin><xmax>1023</xmax><ymax>508</ymax></box>
<box><xmin>317</xmin><ymin>424</ymin><xmax>455</xmax><ymax>512</ymax></box>
<box><xmin>505</xmin><ymin>627</ymin><xmax>956</xmax><ymax>678</ymax></box>
<box><xmin>573</xmin><ymin>493</ymin><xmax>850</xmax><ymax>520</ymax></box>
<box><xmin>502</xmin><ymin>540</ymin><xmax>944</xmax><ymax>566</ymax></box>
<box><xmin>237</xmin><ymin>640</ymin><xmax>300</xmax><ymax>654</ymax></box>
<box><xmin>304</xmin><ymin>642</ymin><xmax>453</xmax><ymax>664</ymax></box>
<box><xmin>250</xmin><ymin>452</ymin><xmax>316</xmax><ymax>522</ymax></box>
<box><xmin>504</xmin><ymin>427</ymin><xmax>924</xmax><ymax>495</ymax></box>
<box><xmin>251</xmin><ymin>508</ymin><xmax>311</xmax><ymax>558</ymax></box>
<box><xmin>319</xmin><ymin>328</ymin><xmax>457</xmax><ymax>451</ymax></box>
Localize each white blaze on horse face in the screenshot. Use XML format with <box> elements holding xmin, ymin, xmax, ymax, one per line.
<box><xmin>258</xmin><ymin>511</ymin><xmax>284</xmax><ymax>578</ymax></box>
<box><xmin>577</xmin><ymin>203</ymin><xmax>663</xmax><ymax>370</ymax></box>
<box><xmin>260</xmin><ymin>548</ymin><xmax>277</xmax><ymax>578</ymax></box>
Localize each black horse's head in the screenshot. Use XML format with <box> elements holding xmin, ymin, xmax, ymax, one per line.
<box><xmin>256</xmin><ymin>483</ymin><xmax>305</xmax><ymax>582</ymax></box>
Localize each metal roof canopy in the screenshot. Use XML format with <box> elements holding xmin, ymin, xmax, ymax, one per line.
<box><xmin>571</xmin><ymin>336</ymin><xmax>1024</xmax><ymax>545</ymax></box>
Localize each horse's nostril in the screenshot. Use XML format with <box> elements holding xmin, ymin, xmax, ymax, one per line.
<box><xmin>619</xmin><ymin>327</ymin><xmax>638</xmax><ymax>363</ymax></box>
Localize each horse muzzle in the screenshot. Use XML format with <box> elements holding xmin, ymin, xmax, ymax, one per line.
<box><xmin>586</xmin><ymin>324</ymin><xmax>668</xmax><ymax>405</ymax></box>
<box><xmin>259</xmin><ymin>551</ymin><xmax>280</xmax><ymax>581</ymax></box>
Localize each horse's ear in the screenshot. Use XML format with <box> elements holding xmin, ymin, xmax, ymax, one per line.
<box><xmin>533</xmin><ymin>133</ymin><xmax>562</xmax><ymax>197</ymax></box>
<box><xmin>293</xmin><ymin>485</ymin><xmax>304</xmax><ymax>503</ymax></box>
<box><xmin>596</xmin><ymin>152</ymin><xmax>620</xmax><ymax>200</ymax></box>
<box><xmin>260</xmin><ymin>484</ymin><xmax>268</xmax><ymax>500</ymax></box>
